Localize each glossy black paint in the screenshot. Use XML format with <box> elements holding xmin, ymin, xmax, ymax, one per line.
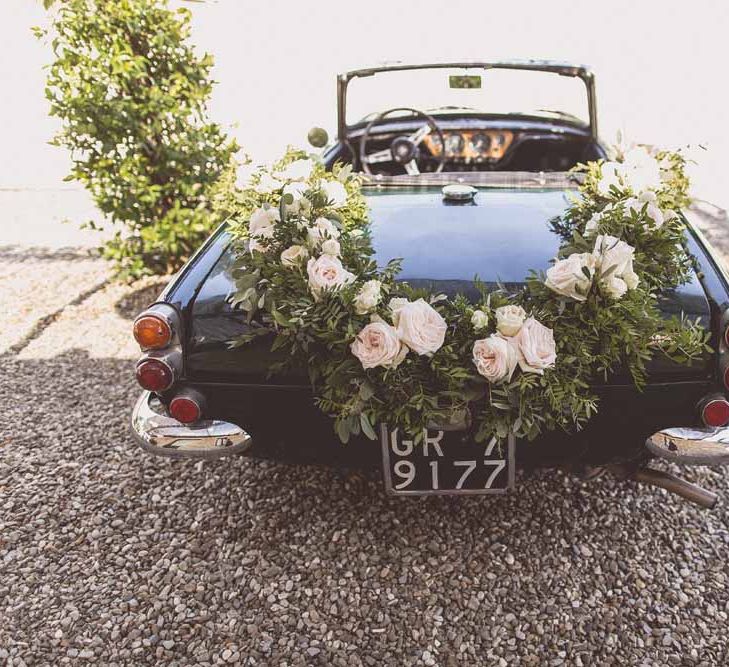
<box><xmin>147</xmin><ymin>182</ymin><xmax>725</xmax><ymax>470</ymax></box>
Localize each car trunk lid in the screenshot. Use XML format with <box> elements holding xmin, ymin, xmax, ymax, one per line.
<box><xmin>186</xmin><ymin>186</ymin><xmax>712</xmax><ymax>384</ymax></box>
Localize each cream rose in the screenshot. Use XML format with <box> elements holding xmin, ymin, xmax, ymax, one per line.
<box><xmin>319</xmin><ymin>179</ymin><xmax>348</xmax><ymax>208</ymax></box>
<box><xmin>353</xmin><ymin>280</ymin><xmax>382</xmax><ymax>315</ymax></box>
<box><xmin>593</xmin><ymin>234</ymin><xmax>639</xmax><ymax>297</ymax></box>
<box><xmin>280</xmin><ymin>244</ymin><xmax>308</xmax><ymax>267</ymax></box>
<box><xmin>515</xmin><ymin>317</ymin><xmax>557</xmax><ymax>374</ymax></box>
<box><xmin>350</xmin><ymin>322</ymin><xmax>407</xmax><ymax>369</ymax></box>
<box><xmin>307</xmin><ymin>217</ymin><xmax>340</xmax><ymax>246</ymax></box>
<box><xmin>597</xmin><ymin>161</ymin><xmax>623</xmax><ymax>196</ymax></box>
<box><xmin>495</xmin><ymin>305</ymin><xmax>527</xmax><ymax>337</ymax></box>
<box><xmin>471</xmin><ymin>309</ymin><xmax>489</xmax><ymax>331</ymax></box>
<box><xmin>306</xmin><ymin>255</ymin><xmax>355</xmax><ymax>300</ymax></box>
<box><xmin>544</xmin><ymin>253</ymin><xmax>596</xmax><ymax>302</ymax></box>
<box><xmin>621</xmin><ymin>146</ymin><xmax>661</xmax><ymax>194</ymax></box>
<box><xmin>321</xmin><ymin>239</ymin><xmax>341</xmax><ymax>256</ymax></box>
<box><xmin>248</xmin><ymin>207</ymin><xmax>279</xmax><ymax>253</ymax></box>
<box><xmin>249</xmin><ymin>207</ymin><xmax>279</xmax><ymax>237</ymax></box>
<box><xmin>472</xmin><ymin>335</ymin><xmax>518</xmax><ymax>383</ymax></box>
<box><xmin>393</xmin><ymin>299</ymin><xmax>447</xmax><ymax>356</ymax></box>
<box><xmin>604</xmin><ymin>276</ymin><xmax>628</xmax><ymax>300</ymax></box>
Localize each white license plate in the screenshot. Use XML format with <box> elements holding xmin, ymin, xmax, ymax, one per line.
<box><xmin>381</xmin><ymin>425</ymin><xmax>515</xmax><ymax>496</ymax></box>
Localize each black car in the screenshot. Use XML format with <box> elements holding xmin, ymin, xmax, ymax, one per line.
<box><xmin>131</xmin><ymin>61</ymin><xmax>729</xmax><ymax>508</ymax></box>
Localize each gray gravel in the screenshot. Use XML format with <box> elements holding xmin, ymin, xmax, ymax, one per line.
<box><xmin>3</xmin><ymin>203</ymin><xmax>729</xmax><ymax>665</ymax></box>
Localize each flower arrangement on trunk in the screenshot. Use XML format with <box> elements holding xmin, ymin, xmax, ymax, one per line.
<box><xmin>225</xmin><ymin>146</ymin><xmax>709</xmax><ymax>445</ymax></box>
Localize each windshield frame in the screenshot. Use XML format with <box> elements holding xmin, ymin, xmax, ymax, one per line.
<box><xmin>337</xmin><ymin>60</ymin><xmax>597</xmax><ymax>142</ymax></box>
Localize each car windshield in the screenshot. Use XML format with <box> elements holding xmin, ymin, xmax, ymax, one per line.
<box><xmin>346</xmin><ymin>66</ymin><xmax>589</xmax><ymax>126</ymax></box>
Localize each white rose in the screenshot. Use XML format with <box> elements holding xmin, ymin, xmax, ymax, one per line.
<box><xmin>307</xmin><ymin>217</ymin><xmax>340</xmax><ymax>246</ymax></box>
<box><xmin>515</xmin><ymin>317</ymin><xmax>557</xmax><ymax>375</ymax></box>
<box><xmin>597</xmin><ymin>161</ymin><xmax>623</xmax><ymax>196</ymax></box>
<box><xmin>353</xmin><ymin>280</ymin><xmax>382</xmax><ymax>315</ymax></box>
<box><xmin>472</xmin><ymin>334</ymin><xmax>519</xmax><ymax>383</ymax></box>
<box><xmin>593</xmin><ymin>234</ymin><xmax>640</xmax><ymax>299</ymax></box>
<box><xmin>283</xmin><ymin>181</ymin><xmax>309</xmax><ymax>214</ymax></box>
<box><xmin>544</xmin><ymin>253</ymin><xmax>596</xmax><ymax>302</ymax></box>
<box><xmin>306</xmin><ymin>255</ymin><xmax>355</xmax><ymax>300</ymax></box>
<box><xmin>471</xmin><ymin>309</ymin><xmax>489</xmax><ymax>331</ymax></box>
<box><xmin>388</xmin><ymin>298</ymin><xmax>410</xmax><ymax>327</ymax></box>
<box><xmin>248</xmin><ymin>207</ymin><xmax>279</xmax><ymax>252</ymax></box>
<box><xmin>249</xmin><ymin>207</ymin><xmax>279</xmax><ymax>238</ymax></box>
<box><xmin>254</xmin><ymin>172</ymin><xmax>283</xmax><ymax>194</ymax></box>
<box><xmin>593</xmin><ymin>234</ymin><xmax>638</xmax><ymax>281</ymax></box>
<box><xmin>321</xmin><ymin>239</ymin><xmax>341</xmax><ymax>256</ymax></box>
<box><xmin>280</xmin><ymin>244</ymin><xmax>308</xmax><ymax>267</ymax></box>
<box><xmin>393</xmin><ymin>298</ymin><xmax>447</xmax><ymax>356</ymax></box>
<box><xmin>319</xmin><ymin>179</ymin><xmax>348</xmax><ymax>208</ymax></box>
<box><xmin>277</xmin><ymin>158</ymin><xmax>313</xmax><ymax>182</ymax></box>
<box><xmin>350</xmin><ymin>322</ymin><xmax>408</xmax><ymax>370</ymax></box>
<box><xmin>495</xmin><ymin>305</ymin><xmax>527</xmax><ymax>337</ymax></box>
<box><xmin>604</xmin><ymin>275</ymin><xmax>628</xmax><ymax>300</ymax></box>
<box><xmin>623</xmin><ymin>267</ymin><xmax>640</xmax><ymax>290</ymax></box>
<box><xmin>621</xmin><ymin>146</ymin><xmax>661</xmax><ymax>194</ymax></box>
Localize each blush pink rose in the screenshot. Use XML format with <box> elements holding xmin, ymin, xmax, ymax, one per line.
<box><xmin>306</xmin><ymin>255</ymin><xmax>355</xmax><ymax>300</ymax></box>
<box><xmin>514</xmin><ymin>317</ymin><xmax>557</xmax><ymax>374</ymax></box>
<box><xmin>350</xmin><ymin>322</ymin><xmax>408</xmax><ymax>369</ymax></box>
<box><xmin>472</xmin><ymin>334</ymin><xmax>519</xmax><ymax>383</ymax></box>
<box><xmin>392</xmin><ymin>298</ymin><xmax>447</xmax><ymax>356</ymax></box>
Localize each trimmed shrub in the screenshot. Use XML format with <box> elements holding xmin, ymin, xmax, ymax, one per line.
<box><xmin>39</xmin><ymin>0</ymin><xmax>238</xmax><ymax>278</ymax></box>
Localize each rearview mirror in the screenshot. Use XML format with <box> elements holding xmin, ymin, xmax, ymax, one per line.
<box><xmin>307</xmin><ymin>127</ymin><xmax>329</xmax><ymax>148</ymax></box>
<box><xmin>449</xmin><ymin>75</ymin><xmax>481</xmax><ymax>89</ymax></box>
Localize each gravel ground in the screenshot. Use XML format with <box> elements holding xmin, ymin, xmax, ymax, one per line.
<box><xmin>2</xmin><ymin>200</ymin><xmax>729</xmax><ymax>665</ymax></box>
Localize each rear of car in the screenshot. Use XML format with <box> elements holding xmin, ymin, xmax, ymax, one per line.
<box><xmin>131</xmin><ymin>176</ymin><xmax>725</xmax><ymax>471</ymax></box>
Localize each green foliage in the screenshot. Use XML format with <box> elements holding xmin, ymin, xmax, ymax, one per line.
<box><xmin>226</xmin><ymin>148</ymin><xmax>709</xmax><ymax>446</ymax></box>
<box><xmin>39</xmin><ymin>0</ymin><xmax>237</xmax><ymax>278</ymax></box>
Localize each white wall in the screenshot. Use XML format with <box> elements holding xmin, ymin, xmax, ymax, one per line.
<box><xmin>2</xmin><ymin>0</ymin><xmax>728</xmax><ymax>207</ymax></box>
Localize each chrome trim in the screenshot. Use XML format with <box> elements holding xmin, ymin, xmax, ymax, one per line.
<box><xmin>646</xmin><ymin>426</ymin><xmax>729</xmax><ymax>465</ymax></box>
<box><xmin>131</xmin><ymin>391</ymin><xmax>252</xmax><ymax>460</ymax></box>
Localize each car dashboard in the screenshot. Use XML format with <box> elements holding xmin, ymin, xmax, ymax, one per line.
<box><xmin>422</xmin><ymin>130</ymin><xmax>514</xmax><ymax>164</ymax></box>
<box><xmin>343</xmin><ymin>116</ymin><xmax>605</xmax><ymax>174</ymax></box>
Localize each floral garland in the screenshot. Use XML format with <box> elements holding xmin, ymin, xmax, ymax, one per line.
<box><xmin>223</xmin><ymin>146</ymin><xmax>709</xmax><ymax>445</ymax></box>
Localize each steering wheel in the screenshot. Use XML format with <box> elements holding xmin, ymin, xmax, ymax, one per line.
<box><xmin>359</xmin><ymin>107</ymin><xmax>446</xmax><ymax>175</ymax></box>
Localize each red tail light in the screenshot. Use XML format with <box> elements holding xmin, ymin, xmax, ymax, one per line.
<box><xmin>170</xmin><ymin>394</ymin><xmax>202</xmax><ymax>424</ymax></box>
<box><xmin>135</xmin><ymin>358</ymin><xmax>174</xmax><ymax>392</ymax></box>
<box><xmin>133</xmin><ymin>314</ymin><xmax>172</xmax><ymax>350</ymax></box>
<box><xmin>701</xmin><ymin>398</ymin><xmax>729</xmax><ymax>427</ymax></box>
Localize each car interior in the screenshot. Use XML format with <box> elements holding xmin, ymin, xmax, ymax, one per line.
<box><xmin>326</xmin><ymin>63</ymin><xmax>607</xmax><ymax>176</ymax></box>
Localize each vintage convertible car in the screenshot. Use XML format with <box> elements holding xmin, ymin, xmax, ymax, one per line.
<box><xmin>131</xmin><ymin>61</ymin><xmax>729</xmax><ymax>507</ymax></box>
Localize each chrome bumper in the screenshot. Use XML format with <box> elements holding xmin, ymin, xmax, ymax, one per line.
<box><xmin>647</xmin><ymin>426</ymin><xmax>729</xmax><ymax>465</ymax></box>
<box><xmin>130</xmin><ymin>391</ymin><xmax>252</xmax><ymax>460</ymax></box>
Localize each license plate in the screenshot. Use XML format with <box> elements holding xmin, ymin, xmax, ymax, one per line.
<box><xmin>381</xmin><ymin>425</ymin><xmax>515</xmax><ymax>496</ymax></box>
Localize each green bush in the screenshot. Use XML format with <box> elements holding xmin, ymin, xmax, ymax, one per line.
<box><xmin>39</xmin><ymin>0</ymin><xmax>238</xmax><ymax>278</ymax></box>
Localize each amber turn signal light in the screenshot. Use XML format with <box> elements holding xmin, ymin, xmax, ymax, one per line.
<box><xmin>133</xmin><ymin>314</ymin><xmax>172</xmax><ymax>350</ymax></box>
